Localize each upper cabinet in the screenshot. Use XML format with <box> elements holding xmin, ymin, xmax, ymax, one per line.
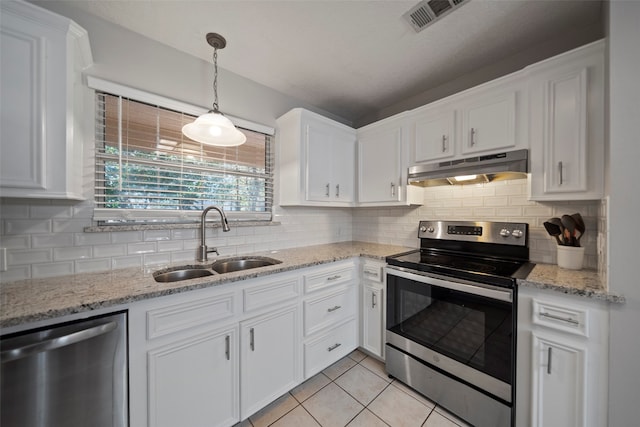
<box><xmin>527</xmin><ymin>40</ymin><xmax>605</xmax><ymax>201</ymax></box>
<box><xmin>357</xmin><ymin>114</ymin><xmax>423</xmax><ymax>206</ymax></box>
<box><xmin>277</xmin><ymin>108</ymin><xmax>356</xmax><ymax>207</ymax></box>
<box><xmin>0</xmin><ymin>0</ymin><xmax>93</xmax><ymax>200</ymax></box>
<box><xmin>409</xmin><ymin>77</ymin><xmax>526</xmax><ymax>165</ymax></box>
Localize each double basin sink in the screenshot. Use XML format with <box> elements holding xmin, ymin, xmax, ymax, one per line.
<box><xmin>153</xmin><ymin>256</ymin><xmax>282</xmax><ymax>283</ymax></box>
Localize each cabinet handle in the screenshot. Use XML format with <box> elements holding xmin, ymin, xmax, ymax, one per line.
<box><xmin>390</xmin><ymin>182</ymin><xmax>396</xmax><ymax>197</ymax></box>
<box><xmin>336</xmin><ymin>184</ymin><xmax>340</xmax><ymax>198</ymax></box>
<box><xmin>470</xmin><ymin>128</ymin><xmax>476</xmax><ymax>146</ymax></box>
<box><xmin>328</xmin><ymin>343</ymin><xmax>341</xmax><ymax>352</ymax></box>
<box><xmin>547</xmin><ymin>347</ymin><xmax>553</xmax><ymax>375</ymax></box>
<box><xmin>372</xmin><ymin>292</ymin><xmax>377</xmax><ymax>308</ymax></box>
<box><xmin>326</xmin><ymin>183</ymin><xmax>330</xmax><ymax>197</ymax></box>
<box><xmin>539</xmin><ymin>312</ymin><xmax>580</xmax><ymax>325</ymax></box>
<box><xmin>249</xmin><ymin>327</ymin><xmax>255</xmax><ymax>351</ymax></box>
<box><xmin>225</xmin><ymin>335</ymin><xmax>230</xmax><ymax>360</ymax></box>
<box><xmin>442</xmin><ymin>135</ymin><xmax>447</xmax><ymax>152</ymax></box>
<box><xmin>558</xmin><ymin>161</ymin><xmax>563</xmax><ymax>185</ymax></box>
<box><xmin>327</xmin><ymin>305</ymin><xmax>341</xmax><ymax>312</ymax></box>
<box><xmin>327</xmin><ymin>275</ymin><xmax>341</xmax><ymax>281</ymax></box>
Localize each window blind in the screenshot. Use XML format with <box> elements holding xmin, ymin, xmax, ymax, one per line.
<box><xmin>94</xmin><ymin>92</ymin><xmax>273</xmax><ymax>222</ymax></box>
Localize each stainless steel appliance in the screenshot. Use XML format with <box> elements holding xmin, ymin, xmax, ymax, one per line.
<box><xmin>385</xmin><ymin>220</ymin><xmax>534</xmax><ymax>427</ymax></box>
<box><xmin>1</xmin><ymin>311</ymin><xmax>128</xmax><ymax>427</ymax></box>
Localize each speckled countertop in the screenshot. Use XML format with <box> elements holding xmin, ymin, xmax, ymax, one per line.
<box><xmin>0</xmin><ymin>242</ymin><xmax>412</xmax><ymax>328</ymax></box>
<box><xmin>0</xmin><ymin>241</ymin><xmax>623</xmax><ymax>329</ymax></box>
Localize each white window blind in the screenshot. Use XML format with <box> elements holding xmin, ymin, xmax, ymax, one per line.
<box><xmin>94</xmin><ymin>92</ymin><xmax>273</xmax><ymax>222</ymax></box>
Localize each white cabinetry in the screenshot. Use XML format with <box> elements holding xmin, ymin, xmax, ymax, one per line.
<box><xmin>277</xmin><ymin>108</ymin><xmax>356</xmax><ymax>206</ymax></box>
<box><xmin>528</xmin><ymin>40</ymin><xmax>605</xmax><ymax>200</ymax></box>
<box><xmin>302</xmin><ymin>260</ymin><xmax>358</xmax><ymax>378</ymax></box>
<box><xmin>412</xmin><ymin>107</ymin><xmax>455</xmax><ymax>163</ymax></box>
<box><xmin>460</xmin><ymin>90</ymin><xmax>517</xmax><ymax>155</ymax></box>
<box><xmin>360</xmin><ymin>260</ymin><xmax>385</xmax><ymax>359</ymax></box>
<box><xmin>516</xmin><ymin>286</ymin><xmax>609</xmax><ymax>427</ymax></box>
<box><xmin>357</xmin><ymin>115</ymin><xmax>422</xmax><ymax>206</ymax></box>
<box><xmin>0</xmin><ymin>0</ymin><xmax>92</xmax><ymax>199</ymax></box>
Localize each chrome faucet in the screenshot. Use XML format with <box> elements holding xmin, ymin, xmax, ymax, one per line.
<box><xmin>197</xmin><ymin>205</ymin><xmax>230</xmax><ymax>262</ymax></box>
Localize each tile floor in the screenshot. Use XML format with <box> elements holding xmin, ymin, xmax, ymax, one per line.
<box><xmin>237</xmin><ymin>350</ymin><xmax>472</xmax><ymax>427</ymax></box>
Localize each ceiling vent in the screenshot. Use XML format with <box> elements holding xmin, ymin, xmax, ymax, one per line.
<box><xmin>403</xmin><ymin>0</ymin><xmax>468</xmax><ymax>33</ymax></box>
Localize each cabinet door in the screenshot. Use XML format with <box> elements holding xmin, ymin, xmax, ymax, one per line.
<box><xmin>362</xmin><ymin>284</ymin><xmax>383</xmax><ymax>358</ymax></box>
<box><xmin>461</xmin><ymin>91</ymin><xmax>516</xmax><ymax>155</ymax></box>
<box><xmin>531</xmin><ymin>334</ymin><xmax>586</xmax><ymax>427</ymax></box>
<box><xmin>330</xmin><ymin>134</ymin><xmax>355</xmax><ymax>202</ymax></box>
<box><xmin>306</xmin><ymin>122</ymin><xmax>336</xmax><ymax>201</ymax></box>
<box><xmin>240</xmin><ymin>304</ymin><xmax>300</xmax><ymax>419</ymax></box>
<box><xmin>358</xmin><ymin>126</ymin><xmax>403</xmax><ymax>203</ymax></box>
<box><xmin>413</xmin><ymin>109</ymin><xmax>455</xmax><ymax>163</ymax></box>
<box><xmin>147</xmin><ymin>326</ymin><xmax>239</xmax><ymax>427</ymax></box>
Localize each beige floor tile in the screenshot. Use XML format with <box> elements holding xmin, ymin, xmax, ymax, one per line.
<box><xmin>368</xmin><ymin>385</ymin><xmax>433</xmax><ymax>427</ymax></box>
<box><xmin>335</xmin><ymin>364</ymin><xmax>389</xmax><ymax>405</ymax></box>
<box><xmin>434</xmin><ymin>407</ymin><xmax>471</xmax><ymax>427</ymax></box>
<box><xmin>390</xmin><ymin>380</ymin><xmax>435</xmax><ymax>409</ymax></box>
<box><xmin>302</xmin><ymin>382</ymin><xmax>364</xmax><ymax>427</ymax></box>
<box><xmin>359</xmin><ymin>356</ymin><xmax>392</xmax><ymax>382</ymax></box>
<box><xmin>348</xmin><ymin>349</ymin><xmax>367</xmax><ymax>362</ymax></box>
<box><xmin>271</xmin><ymin>405</ymin><xmax>321</xmax><ymax>427</ymax></box>
<box><xmin>291</xmin><ymin>373</ymin><xmax>331</xmax><ymax>403</ymax></box>
<box><xmin>322</xmin><ymin>356</ymin><xmax>357</xmax><ymax>380</ymax></box>
<box><xmin>346</xmin><ymin>408</ymin><xmax>389</xmax><ymax>427</ymax></box>
<box><xmin>423</xmin><ymin>410</ymin><xmax>462</xmax><ymax>427</ymax></box>
<box><xmin>249</xmin><ymin>393</ymin><xmax>299</xmax><ymax>427</ymax></box>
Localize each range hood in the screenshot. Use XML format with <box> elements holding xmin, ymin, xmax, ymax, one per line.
<box><xmin>408</xmin><ymin>149</ymin><xmax>528</xmax><ymax>187</ymax></box>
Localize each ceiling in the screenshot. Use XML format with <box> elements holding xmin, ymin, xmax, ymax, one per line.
<box><xmin>35</xmin><ymin>0</ymin><xmax>603</xmax><ymax>124</ymax></box>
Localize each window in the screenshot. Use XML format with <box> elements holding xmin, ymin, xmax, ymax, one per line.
<box><xmin>93</xmin><ymin>90</ymin><xmax>273</xmax><ymax>223</ymax></box>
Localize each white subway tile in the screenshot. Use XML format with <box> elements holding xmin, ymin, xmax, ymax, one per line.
<box><xmin>0</xmin><ymin>266</ymin><xmax>31</xmax><ymax>282</ymax></box>
<box><xmin>0</xmin><ymin>235</ymin><xmax>30</xmax><ymax>249</ymax></box>
<box><xmin>496</xmin><ymin>207</ymin><xmax>523</xmax><ymax>217</ymax></box>
<box><xmin>30</xmin><ymin>205</ymin><xmax>73</xmax><ymax>219</ymax></box>
<box><xmin>157</xmin><ymin>240</ymin><xmax>183</xmax><ymax>252</ymax></box>
<box><xmin>74</xmin><ymin>232</ymin><xmax>111</xmax><ymax>246</ymax></box>
<box><xmin>523</xmin><ymin>206</ymin><xmax>555</xmax><ymax>217</ymax></box>
<box><xmin>462</xmin><ymin>198</ymin><xmax>483</xmax><ymax>207</ymax></box>
<box><xmin>53</xmin><ymin>246</ymin><xmax>92</xmax><ymax>261</ymax></box>
<box><xmin>8</xmin><ymin>249</ymin><xmax>52</xmax><ymax>265</ymax></box>
<box><xmin>4</xmin><ymin>219</ymin><xmax>51</xmax><ymax>235</ymax></box>
<box><xmin>32</xmin><ymin>234</ymin><xmax>74</xmax><ymax>248</ymax></box>
<box><xmin>0</xmin><ymin>203</ymin><xmax>29</xmax><ymax>218</ymax></box>
<box><xmin>52</xmin><ymin>219</ymin><xmax>91</xmax><ymax>233</ymax></box>
<box><xmin>93</xmin><ymin>244</ymin><xmax>126</xmax><ymax>258</ymax></box>
<box><xmin>144</xmin><ymin>230</ymin><xmax>171</xmax><ymax>241</ymax></box>
<box><xmin>75</xmin><ymin>258</ymin><xmax>111</xmax><ymax>274</ymax></box>
<box><xmin>111</xmin><ymin>231</ymin><xmax>143</xmax><ymax>244</ymax></box>
<box><xmin>32</xmin><ymin>262</ymin><xmax>74</xmax><ymax>278</ymax></box>
<box><xmin>170</xmin><ymin>250</ymin><xmax>195</xmax><ymax>263</ymax></box>
<box><xmin>127</xmin><ymin>242</ymin><xmax>156</xmax><ymax>254</ymax></box>
<box><xmin>112</xmin><ymin>255</ymin><xmax>142</xmax><ymax>269</ymax></box>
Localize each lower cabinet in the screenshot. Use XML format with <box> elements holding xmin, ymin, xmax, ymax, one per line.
<box><xmin>517</xmin><ymin>286</ymin><xmax>609</xmax><ymax>427</ymax></box>
<box><xmin>360</xmin><ymin>260</ymin><xmax>386</xmax><ymax>359</ymax></box>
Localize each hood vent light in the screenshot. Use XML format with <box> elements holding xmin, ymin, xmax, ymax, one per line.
<box><xmin>404</xmin><ymin>0</ymin><xmax>468</xmax><ymax>33</ymax></box>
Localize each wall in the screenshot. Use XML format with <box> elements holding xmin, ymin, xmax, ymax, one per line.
<box><xmin>353</xmin><ymin>179</ymin><xmax>600</xmax><ymax>270</ymax></box>
<box><xmin>607</xmin><ymin>0</ymin><xmax>640</xmax><ymax>424</ymax></box>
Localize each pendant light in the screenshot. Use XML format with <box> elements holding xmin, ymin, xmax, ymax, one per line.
<box><xmin>182</xmin><ymin>33</ymin><xmax>246</xmax><ymax>146</ymax></box>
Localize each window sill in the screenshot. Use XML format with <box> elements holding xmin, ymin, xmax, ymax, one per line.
<box><xmin>84</xmin><ymin>220</ymin><xmax>281</xmax><ymax>233</ymax></box>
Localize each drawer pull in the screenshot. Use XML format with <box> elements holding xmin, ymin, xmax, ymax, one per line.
<box><xmin>327</xmin><ymin>275</ymin><xmax>342</xmax><ymax>281</ymax></box>
<box><xmin>327</xmin><ymin>305</ymin><xmax>342</xmax><ymax>313</ymax></box>
<box><xmin>539</xmin><ymin>312</ymin><xmax>580</xmax><ymax>325</ymax></box>
<box><xmin>328</xmin><ymin>343</ymin><xmax>341</xmax><ymax>352</ymax></box>
<box><xmin>364</xmin><ymin>269</ymin><xmax>378</xmax><ymax>277</ymax></box>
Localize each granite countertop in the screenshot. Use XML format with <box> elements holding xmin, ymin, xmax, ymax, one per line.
<box><xmin>0</xmin><ymin>241</ymin><xmax>412</xmax><ymax>328</ymax></box>
<box><xmin>1</xmin><ymin>241</ymin><xmax>623</xmax><ymax>329</ymax></box>
<box><xmin>518</xmin><ymin>263</ymin><xmax>624</xmax><ymax>303</ymax></box>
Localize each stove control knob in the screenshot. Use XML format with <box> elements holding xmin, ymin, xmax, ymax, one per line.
<box><xmin>420</xmin><ymin>226</ymin><xmax>427</xmax><ymax>233</ymax></box>
<box><xmin>427</xmin><ymin>226</ymin><xmax>435</xmax><ymax>233</ymax></box>
<box><xmin>500</xmin><ymin>228</ymin><xmax>511</xmax><ymax>237</ymax></box>
<box><xmin>512</xmin><ymin>229</ymin><xmax>524</xmax><ymax>238</ymax></box>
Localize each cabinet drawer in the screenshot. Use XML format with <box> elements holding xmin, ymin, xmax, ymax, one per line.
<box><xmin>304</xmin><ymin>318</ymin><xmax>357</xmax><ymax>378</ymax></box>
<box><xmin>304</xmin><ymin>286</ymin><xmax>356</xmax><ymax>336</ymax></box>
<box><xmin>304</xmin><ymin>263</ymin><xmax>355</xmax><ymax>293</ymax></box>
<box><xmin>532</xmin><ymin>299</ymin><xmax>588</xmax><ymax>337</ymax></box>
<box><xmin>147</xmin><ymin>292</ymin><xmax>236</xmax><ymax>340</ymax></box>
<box><xmin>362</xmin><ymin>261</ymin><xmax>384</xmax><ymax>283</ymax></box>
<box><xmin>243</xmin><ymin>276</ymin><xmax>300</xmax><ymax>313</ymax></box>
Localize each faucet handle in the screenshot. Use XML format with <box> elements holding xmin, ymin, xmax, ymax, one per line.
<box><xmin>208</xmin><ymin>247</ymin><xmax>219</xmax><ymax>256</ymax></box>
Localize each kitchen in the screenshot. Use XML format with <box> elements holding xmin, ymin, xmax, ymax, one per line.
<box><xmin>1</xmin><ymin>1</ymin><xmax>639</xmax><ymax>427</ymax></box>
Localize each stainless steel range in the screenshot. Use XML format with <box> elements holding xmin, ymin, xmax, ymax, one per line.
<box><xmin>385</xmin><ymin>220</ymin><xmax>534</xmax><ymax>427</ymax></box>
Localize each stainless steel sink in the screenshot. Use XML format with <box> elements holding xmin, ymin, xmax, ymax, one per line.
<box><xmin>153</xmin><ymin>267</ymin><xmax>214</xmax><ymax>283</ymax></box>
<box><xmin>153</xmin><ymin>256</ymin><xmax>282</xmax><ymax>282</ymax></box>
<box><xmin>210</xmin><ymin>257</ymin><xmax>281</xmax><ymax>274</ymax></box>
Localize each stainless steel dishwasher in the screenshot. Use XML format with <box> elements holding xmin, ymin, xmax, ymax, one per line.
<box><xmin>1</xmin><ymin>311</ymin><xmax>128</xmax><ymax>427</ymax></box>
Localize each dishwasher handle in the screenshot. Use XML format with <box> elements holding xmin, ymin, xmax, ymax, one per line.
<box><xmin>1</xmin><ymin>321</ymin><xmax>117</xmax><ymax>363</ymax></box>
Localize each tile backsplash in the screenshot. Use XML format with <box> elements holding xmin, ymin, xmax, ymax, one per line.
<box><xmin>1</xmin><ymin>179</ymin><xmax>603</xmax><ymax>282</ymax></box>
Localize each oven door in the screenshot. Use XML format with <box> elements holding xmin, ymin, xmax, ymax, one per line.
<box><xmin>386</xmin><ymin>266</ymin><xmax>514</xmax><ymax>403</ymax></box>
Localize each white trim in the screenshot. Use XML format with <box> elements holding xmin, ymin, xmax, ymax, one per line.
<box><xmin>87</xmin><ymin>76</ymin><xmax>275</xmax><ymax>135</ymax></box>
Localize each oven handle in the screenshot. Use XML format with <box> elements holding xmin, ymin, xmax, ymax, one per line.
<box><xmin>386</xmin><ymin>266</ymin><xmax>513</xmax><ymax>303</ymax></box>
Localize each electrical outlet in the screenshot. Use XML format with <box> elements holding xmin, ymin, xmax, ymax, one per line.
<box><xmin>0</xmin><ymin>248</ymin><xmax>6</xmax><ymax>272</ymax></box>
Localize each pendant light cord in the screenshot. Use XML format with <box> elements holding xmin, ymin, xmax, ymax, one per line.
<box><xmin>212</xmin><ymin>47</ymin><xmax>219</xmax><ymax>113</ymax></box>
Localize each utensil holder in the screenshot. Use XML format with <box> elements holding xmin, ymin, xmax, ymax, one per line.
<box><xmin>557</xmin><ymin>245</ymin><xmax>585</xmax><ymax>270</ymax></box>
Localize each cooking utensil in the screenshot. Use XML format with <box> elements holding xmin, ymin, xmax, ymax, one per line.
<box><xmin>561</xmin><ymin>214</ymin><xmax>577</xmax><ymax>246</ymax></box>
<box><xmin>572</xmin><ymin>213</ymin><xmax>586</xmax><ymax>246</ymax></box>
<box><xmin>543</xmin><ymin>221</ymin><xmax>564</xmax><ymax>245</ymax></box>
<box><xmin>548</xmin><ymin>217</ymin><xmax>566</xmax><ymax>245</ymax></box>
